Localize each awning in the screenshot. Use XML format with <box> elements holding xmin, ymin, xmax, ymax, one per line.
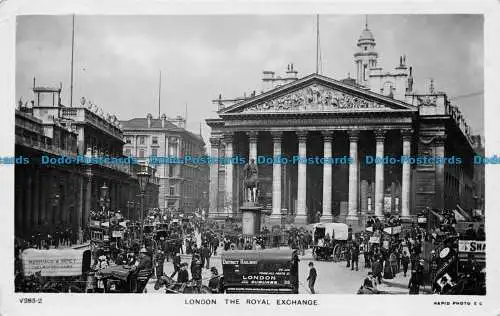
<box><xmin>456</xmin><ymin>205</ymin><xmax>473</xmax><ymax>221</ymax></box>
<box><xmin>452</xmin><ymin>209</ymin><xmax>466</xmax><ymax>222</ymax></box>
<box><xmin>430</xmin><ymin>210</ymin><xmax>444</xmax><ymax>221</ymax></box>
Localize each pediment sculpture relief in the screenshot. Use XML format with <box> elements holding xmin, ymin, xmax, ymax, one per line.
<box><xmin>242</xmin><ymin>84</ymin><xmax>386</xmax><ymax>112</ymax></box>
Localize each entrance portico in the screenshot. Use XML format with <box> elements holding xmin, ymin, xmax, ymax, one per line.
<box><xmin>207</xmin><ymin>74</ymin><xmax>418</xmax><ymax>227</ymax></box>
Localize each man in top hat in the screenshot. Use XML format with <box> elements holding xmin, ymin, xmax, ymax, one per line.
<box><xmin>134</xmin><ymin>247</ymin><xmax>153</xmax><ymax>293</ymax></box>
<box><xmin>306</xmin><ymin>262</ymin><xmax>317</xmax><ymax>294</ymax></box>
<box><xmin>190</xmin><ymin>254</ymin><xmax>203</xmax><ymax>287</ymax></box>
<box><xmin>201</xmin><ymin>243</ymin><xmax>211</xmax><ymax>270</ymax></box>
<box><xmin>177</xmin><ymin>262</ymin><xmax>189</xmax><ymax>284</ymax></box>
<box><xmin>155</xmin><ymin>250</ymin><xmax>166</xmax><ymax>279</ymax></box>
<box><xmin>208</xmin><ymin>267</ymin><xmax>221</xmax><ymax>293</ymax></box>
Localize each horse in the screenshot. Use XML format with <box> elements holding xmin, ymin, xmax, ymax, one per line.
<box><xmin>243</xmin><ymin>173</ymin><xmax>259</xmax><ymax>202</ymax></box>
<box><xmin>154</xmin><ymin>275</ymin><xmax>212</xmax><ymax>294</ymax></box>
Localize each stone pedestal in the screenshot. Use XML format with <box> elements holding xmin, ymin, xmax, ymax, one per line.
<box><xmin>320</xmin><ymin>215</ymin><xmax>333</xmax><ymax>223</ymax></box>
<box><xmin>240</xmin><ymin>202</ymin><xmax>263</xmax><ymax>236</ymax></box>
<box><xmin>294</xmin><ymin>214</ymin><xmax>308</xmax><ymax>226</ymax></box>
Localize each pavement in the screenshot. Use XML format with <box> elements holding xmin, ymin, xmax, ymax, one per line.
<box><xmin>144</xmin><ymin>248</ymin><xmax>423</xmax><ymax>294</ymax></box>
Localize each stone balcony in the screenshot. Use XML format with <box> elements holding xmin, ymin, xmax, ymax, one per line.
<box><xmin>60</xmin><ymin>107</ymin><xmax>123</xmax><ymax>140</ymax></box>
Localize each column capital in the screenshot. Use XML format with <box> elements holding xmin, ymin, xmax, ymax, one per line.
<box><xmin>435</xmin><ymin>135</ymin><xmax>447</xmax><ymax>146</ymax></box>
<box><xmin>296</xmin><ymin>130</ymin><xmax>308</xmax><ymax>142</ymax></box>
<box><xmin>321</xmin><ymin>131</ymin><xmax>334</xmax><ymax>142</ymax></box>
<box><xmin>222</xmin><ymin>132</ymin><xmax>234</xmax><ymax>144</ymax></box>
<box><xmin>271</xmin><ymin>131</ymin><xmax>283</xmax><ymax>142</ymax></box>
<box><xmin>374</xmin><ymin>129</ymin><xmax>387</xmax><ymax>141</ymax></box>
<box><xmin>247</xmin><ymin>131</ymin><xmax>259</xmax><ymax>142</ymax></box>
<box><xmin>401</xmin><ymin>128</ymin><xmax>413</xmax><ymax>141</ymax></box>
<box><xmin>347</xmin><ymin>130</ymin><xmax>360</xmax><ymax>141</ymax></box>
<box><xmin>209</xmin><ymin>137</ymin><xmax>221</xmax><ymax>147</ymax></box>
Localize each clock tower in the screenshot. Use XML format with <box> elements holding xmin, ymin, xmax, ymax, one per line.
<box><xmin>354</xmin><ymin>18</ymin><xmax>378</xmax><ymax>87</ymax></box>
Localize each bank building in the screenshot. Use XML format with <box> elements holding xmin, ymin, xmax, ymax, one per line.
<box><xmin>206</xmin><ymin>23</ymin><xmax>478</xmax><ymax>228</ymax></box>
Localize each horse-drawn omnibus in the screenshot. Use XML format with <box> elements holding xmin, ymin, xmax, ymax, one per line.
<box><xmin>16</xmin><ymin>248</ymin><xmax>92</xmax><ymax>293</ymax></box>
<box><xmin>311</xmin><ymin>222</ymin><xmax>349</xmax><ymax>261</ymax></box>
<box><xmin>221</xmin><ymin>249</ymin><xmax>299</xmax><ymax>294</ymax></box>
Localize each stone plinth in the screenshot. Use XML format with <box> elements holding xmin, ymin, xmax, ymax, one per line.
<box><xmin>320</xmin><ymin>214</ymin><xmax>333</xmax><ymax>223</ymax></box>
<box><xmin>240</xmin><ymin>202</ymin><xmax>263</xmax><ymax>236</ymax></box>
<box><xmin>294</xmin><ymin>214</ymin><xmax>308</xmax><ymax>226</ymax></box>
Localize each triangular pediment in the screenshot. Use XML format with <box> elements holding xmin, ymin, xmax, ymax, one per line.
<box><xmin>219</xmin><ymin>74</ymin><xmax>416</xmax><ymax>115</ymax></box>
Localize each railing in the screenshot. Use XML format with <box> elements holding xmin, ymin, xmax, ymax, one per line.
<box><xmin>61</xmin><ymin>108</ymin><xmax>78</xmax><ymax>116</ymax></box>
<box><xmin>59</xmin><ymin>107</ymin><xmax>124</xmax><ymax>140</ymax></box>
<box><xmin>445</xmin><ymin>102</ymin><xmax>474</xmax><ymax>145</ymax></box>
<box><xmin>15</xmin><ymin>134</ymin><xmax>76</xmax><ymax>157</ymax></box>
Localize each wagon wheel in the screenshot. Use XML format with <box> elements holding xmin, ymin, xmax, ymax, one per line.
<box><xmin>312</xmin><ymin>247</ymin><xmax>318</xmax><ymax>260</ymax></box>
<box><xmin>328</xmin><ymin>246</ymin><xmax>335</xmax><ymax>261</ymax></box>
<box><xmin>332</xmin><ymin>244</ymin><xmax>340</xmax><ymax>262</ymax></box>
<box><xmin>68</xmin><ymin>284</ymin><xmax>84</xmax><ymax>293</ymax></box>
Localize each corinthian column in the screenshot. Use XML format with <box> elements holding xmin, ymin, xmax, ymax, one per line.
<box><xmin>321</xmin><ymin>131</ymin><xmax>334</xmax><ymax>222</ymax></box>
<box><xmin>374</xmin><ymin>129</ymin><xmax>386</xmax><ymax>218</ymax></box>
<box><xmin>223</xmin><ymin>133</ymin><xmax>234</xmax><ymax>217</ymax></box>
<box><xmin>271</xmin><ymin>131</ymin><xmax>283</xmax><ymax>223</ymax></box>
<box><xmin>247</xmin><ymin>131</ymin><xmax>258</xmax><ymax>161</ymax></box>
<box><xmin>401</xmin><ymin>129</ymin><xmax>412</xmax><ymax>219</ymax></box>
<box><xmin>295</xmin><ymin>131</ymin><xmax>308</xmax><ymax>225</ymax></box>
<box><xmin>209</xmin><ymin>137</ymin><xmax>221</xmax><ymax>218</ymax></box>
<box><xmin>347</xmin><ymin>131</ymin><xmax>359</xmax><ymax>220</ymax></box>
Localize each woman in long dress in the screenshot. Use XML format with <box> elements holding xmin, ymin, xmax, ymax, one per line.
<box><xmin>383</xmin><ymin>256</ymin><xmax>394</xmax><ymax>280</ymax></box>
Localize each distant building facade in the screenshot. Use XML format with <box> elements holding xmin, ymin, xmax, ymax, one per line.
<box><xmin>471</xmin><ymin>135</ymin><xmax>485</xmax><ymax>212</ymax></box>
<box><xmin>15</xmin><ymin>83</ymin><xmax>159</xmax><ymax>243</ymax></box>
<box><xmin>121</xmin><ymin>113</ymin><xmax>209</xmax><ymax>215</ymax></box>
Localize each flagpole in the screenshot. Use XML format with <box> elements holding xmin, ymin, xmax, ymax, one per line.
<box><xmin>70</xmin><ymin>14</ymin><xmax>75</xmax><ymax>107</ymax></box>
<box><xmin>158</xmin><ymin>71</ymin><xmax>162</xmax><ymax>118</ymax></box>
<box><xmin>316</xmin><ymin>14</ymin><xmax>319</xmax><ymax>74</ymax></box>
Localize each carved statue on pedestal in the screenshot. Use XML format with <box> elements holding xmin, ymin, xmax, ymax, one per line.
<box><xmin>243</xmin><ymin>158</ymin><xmax>259</xmax><ymax>204</ymax></box>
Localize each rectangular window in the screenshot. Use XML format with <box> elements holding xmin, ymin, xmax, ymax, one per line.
<box><xmin>151</xmin><ymin>148</ymin><xmax>158</xmax><ymax>157</ymax></box>
<box><xmin>139</xmin><ymin>136</ymin><xmax>145</xmax><ymax>145</ymax></box>
<box><xmin>125</xmin><ymin>137</ymin><xmax>131</xmax><ymax>144</ymax></box>
<box><xmin>124</xmin><ymin>148</ymin><xmax>131</xmax><ymax>156</ymax></box>
<box><xmin>169</xmin><ymin>165</ymin><xmax>174</xmax><ymax>177</ymax></box>
<box><xmin>152</xmin><ymin>136</ymin><xmax>158</xmax><ymax>145</ymax></box>
<box><xmin>139</xmin><ymin>149</ymin><xmax>145</xmax><ymax>158</ymax></box>
<box><xmin>169</xmin><ymin>186</ymin><xmax>175</xmax><ymax>196</ymax></box>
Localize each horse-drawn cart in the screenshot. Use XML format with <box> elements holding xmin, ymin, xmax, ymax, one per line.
<box><xmin>16</xmin><ymin>248</ymin><xmax>92</xmax><ymax>293</ymax></box>
<box><xmin>311</xmin><ymin>222</ymin><xmax>348</xmax><ymax>261</ymax></box>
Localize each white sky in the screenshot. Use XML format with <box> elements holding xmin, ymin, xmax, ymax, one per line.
<box><xmin>16</xmin><ymin>14</ymin><xmax>484</xmax><ymax>143</ymax></box>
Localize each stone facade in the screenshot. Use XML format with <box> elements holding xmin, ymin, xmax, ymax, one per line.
<box><xmin>14</xmin><ymin>87</ymin><xmax>159</xmax><ymax>243</ymax></box>
<box><xmin>121</xmin><ymin>114</ymin><xmax>209</xmax><ymax>215</ymax></box>
<box><xmin>206</xmin><ymin>25</ymin><xmax>479</xmax><ymax>228</ymax></box>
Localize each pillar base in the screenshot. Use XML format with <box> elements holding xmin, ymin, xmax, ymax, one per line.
<box><xmin>346</xmin><ymin>215</ymin><xmax>358</xmax><ymax>221</ymax></box>
<box><xmin>320</xmin><ymin>214</ymin><xmax>333</xmax><ymax>223</ymax></box>
<box><xmin>294</xmin><ymin>214</ymin><xmax>308</xmax><ymax>225</ymax></box>
<box><xmin>269</xmin><ymin>214</ymin><xmax>282</xmax><ymax>226</ymax></box>
<box><xmin>346</xmin><ymin>218</ymin><xmax>362</xmax><ymax>233</ymax></box>
<box><xmin>400</xmin><ymin>215</ymin><xmax>412</xmax><ymax>223</ymax></box>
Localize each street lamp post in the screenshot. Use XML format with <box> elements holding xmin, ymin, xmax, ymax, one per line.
<box><xmin>100</xmin><ymin>183</ymin><xmax>110</xmax><ymax>238</ymax></box>
<box><xmin>137</xmin><ymin>165</ymin><xmax>151</xmax><ymax>241</ymax></box>
<box><xmin>126</xmin><ymin>201</ymin><xmax>134</xmax><ymax>221</ymax></box>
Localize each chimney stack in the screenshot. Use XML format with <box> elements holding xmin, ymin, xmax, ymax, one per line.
<box><xmin>147</xmin><ymin>113</ymin><xmax>152</xmax><ymax>128</ymax></box>
<box><xmin>262</xmin><ymin>70</ymin><xmax>275</xmax><ymax>91</ymax></box>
